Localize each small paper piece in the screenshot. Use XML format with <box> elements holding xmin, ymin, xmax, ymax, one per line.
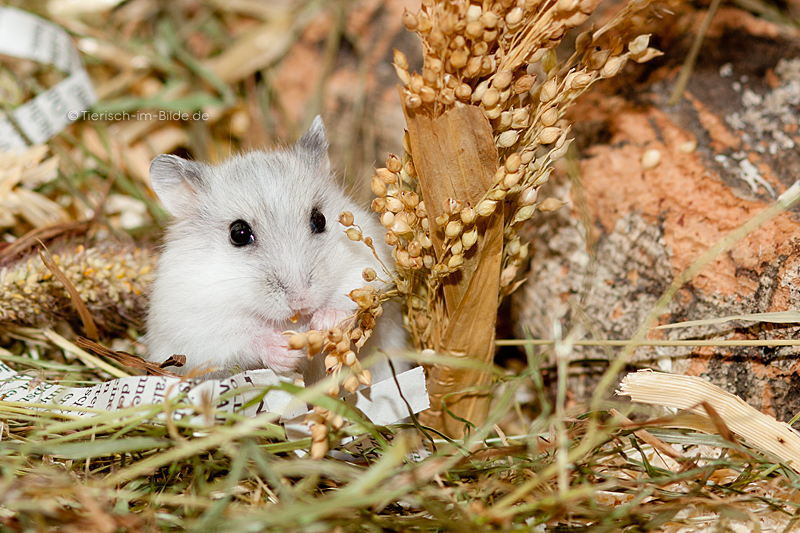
<box><xmin>0</xmin><ymin>362</ymin><xmax>428</xmax><ymax>430</ymax></box>
<box><xmin>0</xmin><ymin>7</ymin><xmax>97</xmax><ymax>151</ymax></box>
<box><xmin>617</xmin><ymin>369</ymin><xmax>800</xmax><ymax>473</ymax></box>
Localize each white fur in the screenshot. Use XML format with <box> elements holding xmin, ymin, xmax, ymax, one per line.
<box><xmin>145</xmin><ymin>118</ymin><xmax>406</xmax><ymax>382</ymax></box>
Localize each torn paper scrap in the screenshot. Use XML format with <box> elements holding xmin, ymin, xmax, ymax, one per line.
<box><xmin>617</xmin><ymin>369</ymin><xmax>800</xmax><ymax>473</ymax></box>
<box><xmin>0</xmin><ymin>362</ymin><xmax>428</xmax><ymax>431</ymax></box>
<box><xmin>0</xmin><ymin>7</ymin><xmax>97</xmax><ymax>151</ymax></box>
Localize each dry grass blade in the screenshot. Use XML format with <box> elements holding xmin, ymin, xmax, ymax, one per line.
<box><xmin>37</xmin><ymin>240</ymin><xmax>98</xmax><ymax>340</ymax></box>
<box><xmin>75</xmin><ymin>337</ymin><xmax>182</xmax><ymax>377</ymax></box>
<box><xmin>619</xmin><ymin>370</ymin><xmax>800</xmax><ymax>473</ymax></box>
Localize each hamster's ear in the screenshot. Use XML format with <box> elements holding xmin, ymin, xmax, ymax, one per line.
<box><xmin>149</xmin><ymin>154</ymin><xmax>205</xmax><ymax>216</ymax></box>
<box><xmin>296</xmin><ymin>116</ymin><xmax>331</xmax><ymax>173</ymax></box>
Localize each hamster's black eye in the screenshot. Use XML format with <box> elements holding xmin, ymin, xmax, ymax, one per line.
<box><xmin>310</xmin><ymin>207</ymin><xmax>326</xmax><ymax>234</ymax></box>
<box><xmin>229</xmin><ymin>220</ymin><xmax>254</xmax><ymax>247</ymax></box>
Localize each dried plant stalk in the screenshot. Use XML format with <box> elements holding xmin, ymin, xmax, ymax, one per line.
<box><xmin>403</xmin><ymin>104</ymin><xmax>502</xmax><ymax>434</ymax></box>
<box><xmin>379</xmin><ymin>0</ymin><xmax>662</xmax><ymax>436</ymax></box>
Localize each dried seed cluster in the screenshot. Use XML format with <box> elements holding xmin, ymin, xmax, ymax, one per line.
<box><xmin>288</xmin><ymin>213</ymin><xmax>390</xmax><ymax>456</ymax></box>
<box><xmin>385</xmin><ymin>0</ymin><xmax>661</xmax><ymax>348</ymax></box>
<box><xmin>0</xmin><ymin>242</ymin><xmax>154</xmax><ymax>333</ymax></box>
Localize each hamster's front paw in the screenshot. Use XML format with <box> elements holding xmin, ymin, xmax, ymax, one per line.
<box><xmin>253</xmin><ymin>328</ymin><xmax>303</xmax><ymax>374</ymax></box>
<box><xmin>311</xmin><ymin>308</ymin><xmax>353</xmax><ymax>332</ymax></box>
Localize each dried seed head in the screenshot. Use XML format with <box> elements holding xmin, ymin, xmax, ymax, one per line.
<box><xmin>505</xmin><ymin>7</ymin><xmax>524</xmax><ymax>26</ymax></box>
<box><xmin>466</xmin><ymin>4</ymin><xmax>482</xmax><ymax>22</ymax></box>
<box><xmin>400</xmin><ymin>190</ymin><xmax>419</xmax><ymax>209</ymax></box>
<box><xmin>435</xmin><ymin>213</ymin><xmax>449</xmax><ymax>227</ymax></box>
<box><xmin>448</xmin><ymin>254</ymin><xmax>464</xmax><ymax>269</ymax></box>
<box><xmin>402</xmin><ymin>9</ymin><xmax>419</xmax><ymax>31</ymax></box>
<box><xmin>336</xmin><ymin>338</ymin><xmax>351</xmax><ymax>353</ymax></box>
<box><xmin>504</xmin><ymin>153</ymin><xmax>522</xmax><ymax>174</ymax></box>
<box><xmin>568</xmin><ymin>71</ymin><xmax>593</xmax><ymax>90</ymax></box>
<box><xmin>358</xmin><ymin>369</ymin><xmax>372</xmax><ymax>386</ymax></box>
<box><xmin>455</xmin><ymin>83</ymin><xmax>472</xmax><ymax>100</ymax></box>
<box><xmin>507</xmin><ymin>237</ymin><xmax>521</xmax><ymax>256</ymax></box>
<box><xmin>339</xmin><ymin>211</ymin><xmax>355</xmax><ymax>226</ymax></box>
<box><xmin>343</xmin><ymin>374</ymin><xmax>360</xmax><ymax>393</ymax></box>
<box><xmin>385</xmin><ymin>197</ymin><xmax>403</xmax><ymax>213</ymax></box>
<box><xmin>514</xmin><ymin>204</ymin><xmax>536</xmax><ymax>222</ymax></box>
<box><xmin>462</xmin><ymin>227</ymin><xmax>478</xmax><ymax>250</ymax></box>
<box><xmin>451</xmin><ymin>238</ymin><xmax>464</xmax><ymax>256</ymax></box>
<box><xmin>393</xmin><ymin>49</ymin><xmax>408</xmax><ymax>70</ymax></box>
<box><xmin>460</xmin><ymin>206</ymin><xmax>476</xmax><ymax>225</ymax></box>
<box><xmin>391</xmin><ymin>214</ymin><xmax>414</xmax><ymax>236</ymax></box>
<box><xmin>432</xmin><ymin>263</ymin><xmax>449</xmax><ymax>276</ymax></box>
<box><xmin>429</xmin><ymin>29</ymin><xmax>446</xmax><ymax>51</ymax></box>
<box><xmin>405</xmin><ymin>92</ymin><xmax>422</xmax><ymax>109</ymax></box>
<box><xmin>539</xmin><ymin>79</ymin><xmax>558</xmax><ymax>103</ymax></box>
<box><xmin>442</xmin><ymin>197</ymin><xmax>461</xmax><ymax>215</ymax></box>
<box><xmin>540</xmin><ymin>106</ymin><xmax>559</xmax><ymax>127</ymax></box>
<box><xmin>371</xmin><ymin>176</ymin><xmax>387</xmax><ymax>197</ymax></box>
<box><xmin>380</xmin><ymin>212</ymin><xmax>395</xmax><ymax>228</ymax></box>
<box><xmin>519</xmin><ymin>186</ymin><xmax>538</xmax><ymax>206</ymax></box>
<box><xmin>480</xmin><ymin>11</ymin><xmax>499</xmax><ymax>28</ymax></box>
<box><xmin>307</xmin><ymin>330</ymin><xmax>323</xmax><ymax>356</ymax></box>
<box><xmin>539</xmin><ymin>197</ymin><xmax>567</xmax><ymax>211</ymax></box>
<box><xmin>419</xmin><ymin>233</ymin><xmax>432</xmax><ymax>248</ymax></box>
<box><xmin>386</xmin><ymin>154</ymin><xmax>402</xmax><ymax>173</ymax></box>
<box><xmin>289</xmin><ymin>333</ymin><xmax>307</xmax><ymax>350</ymax></box>
<box><xmin>350</xmin><ymin>286</ymin><xmax>376</xmax><ymax>309</ymax></box>
<box><xmin>484</xmin><ymin>105</ymin><xmax>502</xmax><ymax>120</ymax></box>
<box><xmin>324</xmin><ymin>353</ymin><xmax>339</xmax><ymax>372</ymax></box>
<box><xmin>588</xmin><ymin>48</ymin><xmax>611</xmax><ymax>70</ymax></box>
<box><xmin>311</xmin><ymin>422</ymin><xmax>328</xmax><ymax>442</ymax></box>
<box><xmin>600</xmin><ymin>55</ymin><xmax>626</xmax><ymax>78</ymax></box>
<box><xmin>493</xmin><ymin>70</ymin><xmax>513</xmax><ymax>90</ymax></box>
<box><xmin>500</xmin><ymin>265</ymin><xmax>517</xmax><ymax>287</ymax></box>
<box><xmin>450</xmin><ymin>48</ymin><xmax>469</xmax><ymax>69</ymax></box>
<box><xmin>310</xmin><ymin>437</ymin><xmax>328</xmax><ymax>459</ymax></box>
<box><xmin>445</xmin><ymin>220</ymin><xmax>463</xmax><ymax>239</ymax></box>
<box><xmin>476</xmin><ymin>199</ymin><xmax>497</xmax><ymax>216</ymax></box>
<box><xmin>404</xmin><ymin>159</ymin><xmax>416</xmax><ymax>177</ymax></box>
<box><xmin>537</xmin><ymin>126</ymin><xmax>561</xmax><ymax>144</ymax></box>
<box><xmin>503</xmin><ymin>171</ymin><xmax>522</xmax><ymax>189</ymax></box>
<box><xmin>423</xmin><ymin>255</ymin><xmax>434</xmax><ymax>269</ymax></box>
<box><xmin>408</xmin><ymin>240</ymin><xmax>422</xmax><ymax>257</ymax></box>
<box><xmin>328</xmin><ymin>327</ymin><xmax>344</xmax><ymax>343</ymax></box>
<box><xmin>344</xmin><ymin>350</ymin><xmax>357</xmax><ymax>366</ymax></box>
<box><xmin>345</xmin><ymin>228</ymin><xmax>361</xmax><ymax>241</ymax></box>
<box><xmin>497</xmin><ymin>130</ymin><xmax>519</xmax><ymax>148</ymax></box>
<box><xmin>466</xmin><ymin>20</ymin><xmax>484</xmax><ymax>40</ymax></box>
<box><xmin>371</xmin><ymin>197</ymin><xmax>386</xmax><ymax>212</ymax></box>
<box><xmin>385</xmin><ymin>232</ymin><xmax>399</xmax><ymax>246</ymax></box>
<box><xmin>362</xmin><ymin>267</ymin><xmax>377</xmax><ymax>282</ymax></box>
<box><xmin>513</xmin><ymin>74</ymin><xmax>536</xmax><ymax>94</ymax></box>
<box><xmin>394</xmin><ymin>64</ymin><xmax>411</xmax><ymax>86</ymax></box>
<box><xmin>629</xmin><ymin>34</ymin><xmax>650</xmax><ymax>58</ymax></box>
<box><xmin>488</xmin><ymin>188</ymin><xmax>507</xmax><ymax>200</ymax></box>
<box><xmin>420</xmin><ymin>85</ymin><xmax>436</xmax><ymax>103</ymax></box>
<box><xmin>415</xmin><ymin>200</ymin><xmax>426</xmax><ymax>218</ymax></box>
<box><xmin>481</xmin><ymin>87</ymin><xmax>500</xmax><ymax>107</ymax></box>
<box><xmin>471</xmin><ymin>80</ymin><xmax>490</xmax><ymax>102</ymax></box>
<box><xmin>511</xmin><ymin>107</ymin><xmax>530</xmax><ymax>129</ymax></box>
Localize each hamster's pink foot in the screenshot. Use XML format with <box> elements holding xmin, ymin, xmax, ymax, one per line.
<box><xmin>253</xmin><ymin>328</ymin><xmax>303</xmax><ymax>374</ymax></box>
<box><xmin>311</xmin><ymin>308</ymin><xmax>353</xmax><ymax>332</ymax></box>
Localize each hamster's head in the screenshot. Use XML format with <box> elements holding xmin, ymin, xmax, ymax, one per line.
<box><xmin>148</xmin><ymin>117</ymin><xmax>371</xmax><ymax>332</ymax></box>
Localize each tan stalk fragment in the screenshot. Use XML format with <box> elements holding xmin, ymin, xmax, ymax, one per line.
<box><xmin>402</xmin><ymin>99</ymin><xmax>502</xmax><ymax>437</ymax></box>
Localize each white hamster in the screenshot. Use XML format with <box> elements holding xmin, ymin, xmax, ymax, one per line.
<box><xmin>145</xmin><ymin>117</ymin><xmax>406</xmax><ymax>382</ymax></box>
